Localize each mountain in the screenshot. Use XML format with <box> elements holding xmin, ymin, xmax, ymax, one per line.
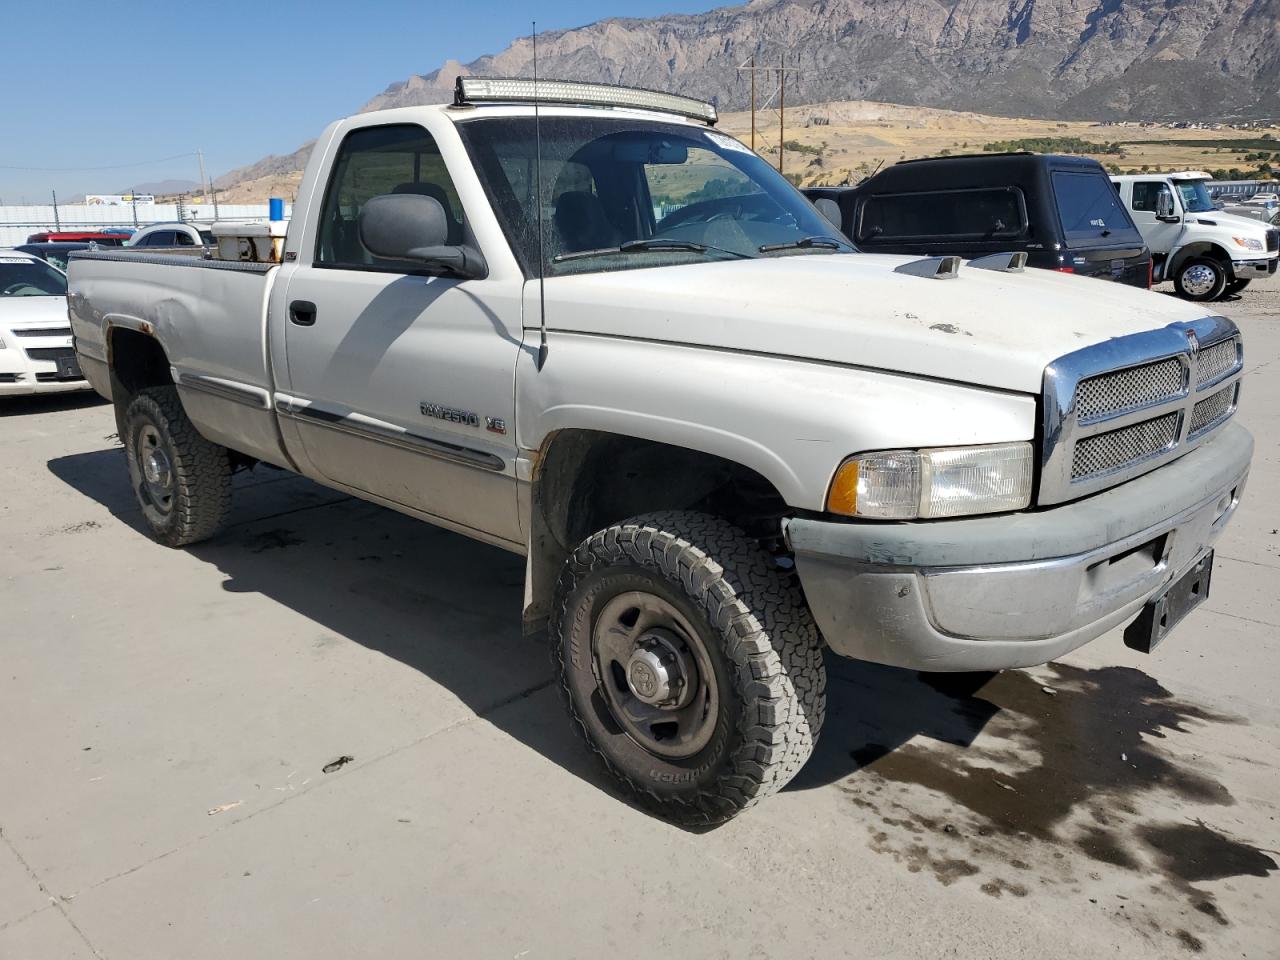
<box><xmin>362</xmin><ymin>0</ymin><xmax>1280</xmax><ymax>121</ymax></box>
<box><xmin>219</xmin><ymin>0</ymin><xmax>1280</xmax><ymax>188</ymax></box>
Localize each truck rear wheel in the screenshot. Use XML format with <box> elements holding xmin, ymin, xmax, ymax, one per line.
<box><xmin>551</xmin><ymin>510</ymin><xmax>826</xmax><ymax>825</ymax></box>
<box><xmin>1174</xmin><ymin>257</ymin><xmax>1227</xmax><ymax>301</ymax></box>
<box><xmin>123</xmin><ymin>386</ymin><xmax>232</xmax><ymax>547</ymax></box>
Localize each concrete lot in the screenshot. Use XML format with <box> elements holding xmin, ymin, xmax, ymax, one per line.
<box><xmin>1</xmin><ymin>286</ymin><xmax>1277</xmax><ymax>960</ymax></box>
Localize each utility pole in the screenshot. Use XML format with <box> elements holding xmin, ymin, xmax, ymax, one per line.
<box><xmin>131</xmin><ymin>190</ymin><xmax>139</xmax><ymax>228</ymax></box>
<box><xmin>778</xmin><ymin>53</ymin><xmax>786</xmax><ymax>176</ymax></box>
<box><xmin>197</xmin><ymin>149</ymin><xmax>209</xmax><ymax>203</ymax></box>
<box><xmin>737</xmin><ymin>53</ymin><xmax>800</xmax><ymax>168</ymax></box>
<box><xmin>51</xmin><ymin>190</ymin><xmax>61</xmax><ymax>231</ymax></box>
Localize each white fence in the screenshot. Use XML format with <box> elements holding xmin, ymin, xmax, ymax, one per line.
<box><xmin>0</xmin><ymin>202</ymin><xmax>292</xmax><ymax>246</ymax></box>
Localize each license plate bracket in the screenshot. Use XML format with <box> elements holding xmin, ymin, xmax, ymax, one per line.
<box><xmin>1123</xmin><ymin>550</ymin><xmax>1214</xmax><ymax>653</ymax></box>
<box><xmin>56</xmin><ymin>356</ymin><xmax>82</xmax><ymax>380</ymax></box>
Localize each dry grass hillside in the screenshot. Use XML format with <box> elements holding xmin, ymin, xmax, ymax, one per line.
<box><xmin>208</xmin><ymin>99</ymin><xmax>1279</xmax><ymax>203</ymax></box>
<box><xmin>718</xmin><ymin>100</ymin><xmax>1280</xmax><ymax>187</ymax></box>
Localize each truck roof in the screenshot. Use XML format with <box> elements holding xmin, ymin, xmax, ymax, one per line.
<box><xmin>1111</xmin><ymin>171</ymin><xmax>1211</xmax><ymax>182</ymax></box>
<box><xmin>339</xmin><ymin>78</ymin><xmax>720</xmax><ymax>132</ymax></box>
<box><xmin>853</xmin><ymin>152</ymin><xmax>1108</xmax><ymax>194</ymax></box>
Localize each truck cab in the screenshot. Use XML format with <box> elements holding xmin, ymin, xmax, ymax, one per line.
<box><xmin>1111</xmin><ymin>171</ymin><xmax>1279</xmax><ymax>300</ymax></box>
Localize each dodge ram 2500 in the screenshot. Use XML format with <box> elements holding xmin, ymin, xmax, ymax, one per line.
<box><xmin>68</xmin><ymin>79</ymin><xmax>1252</xmax><ymax>825</ymax></box>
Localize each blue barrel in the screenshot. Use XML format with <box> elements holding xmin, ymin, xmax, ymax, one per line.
<box><xmin>269</xmin><ymin>197</ymin><xmax>285</xmax><ymax>221</ymax></box>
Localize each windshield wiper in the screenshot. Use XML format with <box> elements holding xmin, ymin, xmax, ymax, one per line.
<box><xmin>758</xmin><ymin>235</ymin><xmax>846</xmax><ymax>253</ymax></box>
<box><xmin>553</xmin><ymin>238</ymin><xmax>754</xmax><ymax>264</ymax></box>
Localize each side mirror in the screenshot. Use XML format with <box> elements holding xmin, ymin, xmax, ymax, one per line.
<box><xmin>1155</xmin><ymin>191</ymin><xmax>1178</xmax><ymax>221</ymax></box>
<box><xmin>358</xmin><ymin>193</ymin><xmax>486</xmax><ymax>279</ymax></box>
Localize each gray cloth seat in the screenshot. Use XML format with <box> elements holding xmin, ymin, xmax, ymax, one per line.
<box><xmin>554</xmin><ymin>190</ymin><xmax>619</xmax><ymax>253</ymax></box>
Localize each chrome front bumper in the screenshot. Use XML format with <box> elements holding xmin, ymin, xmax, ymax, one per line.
<box><xmin>1232</xmin><ymin>256</ymin><xmax>1278</xmax><ymax>278</ymax></box>
<box><xmin>785</xmin><ymin>422</ymin><xmax>1253</xmax><ymax>672</ymax></box>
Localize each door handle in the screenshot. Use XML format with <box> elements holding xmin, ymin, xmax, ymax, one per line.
<box><xmin>289</xmin><ymin>300</ymin><xmax>317</xmax><ymax>326</ymax></box>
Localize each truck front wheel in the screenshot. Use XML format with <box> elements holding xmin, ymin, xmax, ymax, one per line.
<box><xmin>1174</xmin><ymin>257</ymin><xmax>1227</xmax><ymax>301</ymax></box>
<box><xmin>551</xmin><ymin>511</ymin><xmax>826</xmax><ymax>825</ymax></box>
<box><xmin>123</xmin><ymin>386</ymin><xmax>232</xmax><ymax>547</ymax></box>
<box><xmin>1224</xmin><ymin>278</ymin><xmax>1251</xmax><ymax>296</ymax></box>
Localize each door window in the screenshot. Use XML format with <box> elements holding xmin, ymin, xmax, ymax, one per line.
<box><xmin>315</xmin><ymin>123</ymin><xmax>464</xmax><ymax>270</ymax></box>
<box><xmin>1131</xmin><ymin>181</ymin><xmax>1173</xmax><ymax>213</ymax></box>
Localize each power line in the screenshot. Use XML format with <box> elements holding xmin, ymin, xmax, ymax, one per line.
<box><xmin>0</xmin><ymin>151</ymin><xmax>199</xmax><ymax>172</ymax></box>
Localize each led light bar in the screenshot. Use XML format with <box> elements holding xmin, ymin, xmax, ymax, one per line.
<box><xmin>455</xmin><ymin>76</ymin><xmax>718</xmax><ymax>125</ymax></box>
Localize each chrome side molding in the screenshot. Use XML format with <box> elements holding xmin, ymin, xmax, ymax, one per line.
<box><xmin>893</xmin><ymin>255</ymin><xmax>961</xmax><ymax>280</ymax></box>
<box><xmin>969</xmin><ymin>251</ymin><xmax>1027</xmax><ymax>273</ymax></box>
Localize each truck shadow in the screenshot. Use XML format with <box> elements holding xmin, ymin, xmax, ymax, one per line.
<box><xmin>43</xmin><ymin>446</ymin><xmax>1280</xmax><ymax>908</ymax></box>
<box><xmin>48</xmin><ymin>447</ymin><xmax>1007</xmax><ymax>825</ymax></box>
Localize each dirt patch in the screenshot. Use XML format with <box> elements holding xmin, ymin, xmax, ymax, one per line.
<box><xmin>824</xmin><ymin>662</ymin><xmax>1276</xmax><ymax>952</ymax></box>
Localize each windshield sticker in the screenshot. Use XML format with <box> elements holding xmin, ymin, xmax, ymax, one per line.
<box><xmin>705</xmin><ymin>131</ymin><xmax>753</xmax><ymax>155</ymax></box>
<box><xmin>0</xmin><ymin>257</ymin><xmax>32</xmax><ymax>263</ymax></box>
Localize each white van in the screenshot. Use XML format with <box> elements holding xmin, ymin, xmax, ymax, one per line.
<box><xmin>1112</xmin><ymin>171</ymin><xmax>1278</xmax><ymax>300</ymax></box>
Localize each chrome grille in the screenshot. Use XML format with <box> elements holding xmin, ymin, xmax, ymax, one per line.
<box><xmin>1074</xmin><ymin>358</ymin><xmax>1183</xmax><ymax>421</ymax></box>
<box><xmin>1071</xmin><ymin>413</ymin><xmax>1179</xmax><ymax>479</ymax></box>
<box><xmin>11</xmin><ymin>326</ymin><xmax>71</xmax><ymax>338</ymax></box>
<box><xmin>1040</xmin><ymin>316</ymin><xmax>1244</xmax><ymax>505</ymax></box>
<box><xmin>1189</xmin><ymin>384</ymin><xmax>1236</xmax><ymax>436</ymax></box>
<box><xmin>1194</xmin><ymin>337</ymin><xmax>1239</xmax><ymax>385</ymax></box>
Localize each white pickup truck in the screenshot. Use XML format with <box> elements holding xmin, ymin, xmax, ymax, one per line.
<box><xmin>1112</xmin><ymin>171</ymin><xmax>1279</xmax><ymax>301</ymax></box>
<box><xmin>68</xmin><ymin>80</ymin><xmax>1252</xmax><ymax>824</ymax></box>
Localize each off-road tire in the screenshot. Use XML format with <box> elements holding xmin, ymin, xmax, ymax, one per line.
<box><xmin>1174</xmin><ymin>257</ymin><xmax>1227</xmax><ymax>302</ymax></box>
<box><xmin>123</xmin><ymin>386</ymin><xmax>232</xmax><ymax>547</ymax></box>
<box><xmin>1224</xmin><ymin>278</ymin><xmax>1251</xmax><ymax>296</ymax></box>
<box><xmin>552</xmin><ymin>510</ymin><xmax>826</xmax><ymax>825</ymax></box>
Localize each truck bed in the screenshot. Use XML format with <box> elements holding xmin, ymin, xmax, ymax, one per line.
<box><xmin>68</xmin><ymin>250</ymin><xmax>291</xmax><ymax>468</ymax></box>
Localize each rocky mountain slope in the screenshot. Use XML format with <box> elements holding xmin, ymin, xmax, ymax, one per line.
<box><xmin>218</xmin><ymin>0</ymin><xmax>1279</xmax><ymax>188</ymax></box>
<box><xmin>363</xmin><ymin>0</ymin><xmax>1280</xmax><ymax>121</ymax></box>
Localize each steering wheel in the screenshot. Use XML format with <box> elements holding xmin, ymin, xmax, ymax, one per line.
<box><xmin>2</xmin><ymin>283</ymin><xmax>41</xmax><ymax>296</ymax></box>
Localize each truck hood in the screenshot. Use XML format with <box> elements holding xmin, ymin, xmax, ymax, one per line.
<box><xmin>0</xmin><ymin>296</ymin><xmax>70</xmax><ymax>330</ymax></box>
<box><xmin>541</xmin><ymin>254</ymin><xmax>1214</xmax><ymax>394</ymax></box>
<box><xmin>1190</xmin><ymin>210</ymin><xmax>1276</xmax><ymax>238</ymax></box>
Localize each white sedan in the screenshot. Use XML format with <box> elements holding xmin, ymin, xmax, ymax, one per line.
<box><xmin>0</xmin><ymin>251</ymin><xmax>91</xmax><ymax>396</ymax></box>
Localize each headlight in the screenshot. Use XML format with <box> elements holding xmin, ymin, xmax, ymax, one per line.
<box><xmin>1232</xmin><ymin>236</ymin><xmax>1264</xmax><ymax>251</ymax></box>
<box><xmin>827</xmin><ymin>442</ymin><xmax>1034</xmax><ymax>519</ymax></box>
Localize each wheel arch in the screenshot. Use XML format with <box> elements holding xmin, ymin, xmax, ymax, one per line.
<box><xmin>522</xmin><ymin>428</ymin><xmax>794</xmax><ymax>635</ymax></box>
<box><xmin>1169</xmin><ymin>241</ymin><xmax>1233</xmax><ymax>279</ymax></box>
<box><xmin>106</xmin><ymin>323</ymin><xmax>173</xmax><ymax>437</ymax></box>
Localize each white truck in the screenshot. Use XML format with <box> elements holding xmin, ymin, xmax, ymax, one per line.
<box><xmin>68</xmin><ymin>80</ymin><xmax>1252</xmax><ymax>824</ymax></box>
<box><xmin>1112</xmin><ymin>171</ymin><xmax>1279</xmax><ymax>301</ymax></box>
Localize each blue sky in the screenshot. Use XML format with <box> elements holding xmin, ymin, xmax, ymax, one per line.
<box><xmin>1</xmin><ymin>0</ymin><xmax>717</xmax><ymax>202</ymax></box>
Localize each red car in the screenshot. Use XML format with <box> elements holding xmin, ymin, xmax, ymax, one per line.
<box><xmin>25</xmin><ymin>231</ymin><xmax>127</xmax><ymax>246</ymax></box>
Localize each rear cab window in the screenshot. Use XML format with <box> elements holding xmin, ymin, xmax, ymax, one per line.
<box><xmin>856</xmin><ymin>187</ymin><xmax>1026</xmax><ymax>243</ymax></box>
<box><xmin>1052</xmin><ymin>171</ymin><xmax>1143</xmax><ymax>247</ymax></box>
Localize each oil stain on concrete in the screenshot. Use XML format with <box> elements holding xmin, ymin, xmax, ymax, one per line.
<box><xmin>794</xmin><ymin>660</ymin><xmax>1277</xmax><ymax>953</ymax></box>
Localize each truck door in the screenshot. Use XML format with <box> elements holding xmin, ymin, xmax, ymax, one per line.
<box><xmin>1128</xmin><ymin>180</ymin><xmax>1184</xmax><ymax>259</ymax></box>
<box><xmin>279</xmin><ymin>122</ymin><xmax>522</xmax><ymax>547</ymax></box>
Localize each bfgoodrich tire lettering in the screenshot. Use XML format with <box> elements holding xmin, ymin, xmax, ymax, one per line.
<box><xmin>123</xmin><ymin>386</ymin><xmax>232</xmax><ymax>547</ymax></box>
<box><xmin>552</xmin><ymin>510</ymin><xmax>826</xmax><ymax>825</ymax></box>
